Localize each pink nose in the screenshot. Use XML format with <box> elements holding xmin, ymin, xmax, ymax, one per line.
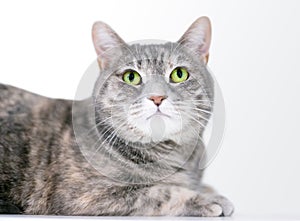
<box><xmin>149</xmin><ymin>95</ymin><xmax>167</xmax><ymax>106</ymax></box>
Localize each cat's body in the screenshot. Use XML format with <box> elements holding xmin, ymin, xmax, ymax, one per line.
<box><xmin>0</xmin><ymin>17</ymin><xmax>234</xmax><ymax>216</ymax></box>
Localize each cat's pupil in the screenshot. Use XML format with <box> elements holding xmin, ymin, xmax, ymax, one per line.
<box><xmin>129</xmin><ymin>72</ymin><xmax>135</xmax><ymax>81</ymax></box>
<box><xmin>177</xmin><ymin>69</ymin><xmax>183</xmax><ymax>78</ymax></box>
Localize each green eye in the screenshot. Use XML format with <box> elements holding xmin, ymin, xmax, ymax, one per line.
<box><xmin>170</xmin><ymin>67</ymin><xmax>189</xmax><ymax>83</ymax></box>
<box><xmin>123</xmin><ymin>70</ymin><xmax>141</xmax><ymax>85</ymax></box>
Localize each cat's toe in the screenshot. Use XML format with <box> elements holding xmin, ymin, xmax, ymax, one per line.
<box><xmin>204</xmin><ymin>203</ymin><xmax>223</xmax><ymax>216</ymax></box>
<box><xmin>213</xmin><ymin>196</ymin><xmax>234</xmax><ymax>216</ymax></box>
<box><xmin>202</xmin><ymin>199</ymin><xmax>233</xmax><ymax>217</ymax></box>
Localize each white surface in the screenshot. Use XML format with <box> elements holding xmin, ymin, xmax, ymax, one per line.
<box><xmin>0</xmin><ymin>215</ymin><xmax>300</xmax><ymax>221</ymax></box>
<box><xmin>0</xmin><ymin>0</ymin><xmax>300</xmax><ymax>217</ymax></box>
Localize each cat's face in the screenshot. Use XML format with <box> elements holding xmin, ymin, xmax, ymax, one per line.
<box><xmin>92</xmin><ymin>17</ymin><xmax>214</xmax><ymax>144</ymax></box>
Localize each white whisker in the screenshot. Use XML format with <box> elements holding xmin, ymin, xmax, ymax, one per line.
<box><xmin>85</xmin><ymin>116</ymin><xmax>113</xmax><ymax>136</ymax></box>
<box><xmin>89</xmin><ymin>119</ymin><xmax>127</xmax><ymax>161</ymax></box>
<box><xmin>179</xmin><ymin>110</ymin><xmax>206</xmax><ymax>128</ymax></box>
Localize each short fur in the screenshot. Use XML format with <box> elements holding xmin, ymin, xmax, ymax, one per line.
<box><xmin>0</xmin><ymin>17</ymin><xmax>233</xmax><ymax>216</ymax></box>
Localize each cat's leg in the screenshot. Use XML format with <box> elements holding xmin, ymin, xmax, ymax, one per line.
<box><xmin>131</xmin><ymin>185</ymin><xmax>234</xmax><ymax>217</ymax></box>
<box><xmin>53</xmin><ymin>184</ymin><xmax>233</xmax><ymax>216</ymax></box>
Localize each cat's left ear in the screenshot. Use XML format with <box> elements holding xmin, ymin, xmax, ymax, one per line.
<box><xmin>177</xmin><ymin>17</ymin><xmax>212</xmax><ymax>64</ymax></box>
<box><xmin>92</xmin><ymin>21</ymin><xmax>126</xmax><ymax>70</ymax></box>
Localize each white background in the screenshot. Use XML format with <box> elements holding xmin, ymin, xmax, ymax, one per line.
<box><xmin>0</xmin><ymin>0</ymin><xmax>300</xmax><ymax>218</ymax></box>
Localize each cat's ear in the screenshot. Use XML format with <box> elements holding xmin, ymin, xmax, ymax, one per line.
<box><xmin>92</xmin><ymin>21</ymin><xmax>126</xmax><ymax>69</ymax></box>
<box><xmin>177</xmin><ymin>17</ymin><xmax>212</xmax><ymax>64</ymax></box>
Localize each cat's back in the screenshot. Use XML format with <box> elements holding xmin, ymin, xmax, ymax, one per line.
<box><xmin>0</xmin><ymin>83</ymin><xmax>72</xmax><ymax>119</ymax></box>
<box><xmin>0</xmin><ymin>83</ymin><xmax>47</xmax><ymax>115</ymax></box>
<box><xmin>0</xmin><ymin>83</ymin><xmax>49</xmax><ymax>150</ymax></box>
<box><xmin>0</xmin><ymin>82</ymin><xmax>73</xmax><ymax>160</ymax></box>
<box><xmin>0</xmin><ymin>83</ymin><xmax>72</xmax><ymax>137</ymax></box>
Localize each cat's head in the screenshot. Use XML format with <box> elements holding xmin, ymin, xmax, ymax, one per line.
<box><xmin>92</xmin><ymin>17</ymin><xmax>214</xmax><ymax>144</ymax></box>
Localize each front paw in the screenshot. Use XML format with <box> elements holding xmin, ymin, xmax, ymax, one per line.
<box><xmin>184</xmin><ymin>194</ymin><xmax>234</xmax><ymax>217</ymax></box>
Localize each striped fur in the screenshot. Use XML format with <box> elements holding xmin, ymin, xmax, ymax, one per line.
<box><xmin>0</xmin><ymin>17</ymin><xmax>233</xmax><ymax>216</ymax></box>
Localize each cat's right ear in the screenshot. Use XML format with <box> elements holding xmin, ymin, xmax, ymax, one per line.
<box><xmin>177</xmin><ymin>17</ymin><xmax>212</xmax><ymax>64</ymax></box>
<box><xmin>92</xmin><ymin>21</ymin><xmax>125</xmax><ymax>70</ymax></box>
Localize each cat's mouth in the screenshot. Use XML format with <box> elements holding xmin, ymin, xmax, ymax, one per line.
<box><xmin>146</xmin><ymin>109</ymin><xmax>171</xmax><ymax>120</ymax></box>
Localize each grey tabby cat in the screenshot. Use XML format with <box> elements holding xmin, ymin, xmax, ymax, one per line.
<box><xmin>0</xmin><ymin>17</ymin><xmax>234</xmax><ymax>216</ymax></box>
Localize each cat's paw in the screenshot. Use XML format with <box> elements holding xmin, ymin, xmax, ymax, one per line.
<box><xmin>184</xmin><ymin>194</ymin><xmax>234</xmax><ymax>217</ymax></box>
<box><xmin>211</xmin><ymin>195</ymin><xmax>234</xmax><ymax>216</ymax></box>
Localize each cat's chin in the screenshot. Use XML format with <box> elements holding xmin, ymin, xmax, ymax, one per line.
<box><xmin>130</xmin><ymin>135</ymin><xmax>178</xmax><ymax>145</ymax></box>
<box><xmin>126</xmin><ymin>114</ymin><xmax>183</xmax><ymax>143</ymax></box>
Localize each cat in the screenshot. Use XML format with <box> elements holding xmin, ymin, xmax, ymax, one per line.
<box><xmin>0</xmin><ymin>16</ymin><xmax>234</xmax><ymax>216</ymax></box>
